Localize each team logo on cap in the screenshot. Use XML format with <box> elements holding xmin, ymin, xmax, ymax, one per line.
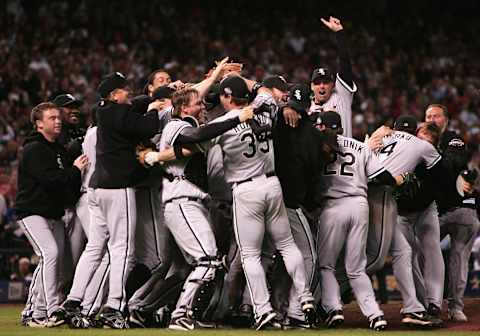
<box><xmin>279</xmin><ymin>75</ymin><xmax>287</xmax><ymax>83</ymax></box>
<box><xmin>294</xmin><ymin>89</ymin><xmax>302</xmax><ymax>101</ymax></box>
<box><xmin>224</xmin><ymin>87</ymin><xmax>232</xmax><ymax>95</ymax></box>
<box><xmin>318</xmin><ymin>68</ymin><xmax>326</xmax><ymax>75</ymax></box>
<box><xmin>116</xmin><ymin>72</ymin><xmax>126</xmax><ymax>78</ymax></box>
<box><xmin>66</xmin><ymin>94</ymin><xmax>75</xmax><ymax>100</ymax></box>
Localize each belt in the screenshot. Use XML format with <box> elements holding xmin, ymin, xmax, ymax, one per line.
<box><xmin>164</xmin><ymin>196</ymin><xmax>203</xmax><ymax>204</ymax></box>
<box><xmin>236</xmin><ymin>171</ymin><xmax>275</xmax><ymax>186</ymax></box>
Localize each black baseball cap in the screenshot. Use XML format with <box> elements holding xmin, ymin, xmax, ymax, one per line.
<box><xmin>52</xmin><ymin>93</ymin><xmax>83</xmax><ymax>108</ymax></box>
<box><xmin>287</xmin><ymin>84</ymin><xmax>311</xmax><ymax>113</ymax></box>
<box><xmin>219</xmin><ymin>76</ymin><xmax>250</xmax><ymax>100</ymax></box>
<box><xmin>318</xmin><ymin>110</ymin><xmax>342</xmax><ymax>129</ymax></box>
<box><xmin>152</xmin><ymin>86</ymin><xmax>175</xmax><ymax>101</ymax></box>
<box><xmin>311</xmin><ymin>68</ymin><xmax>335</xmax><ymax>83</ymax></box>
<box><xmin>394</xmin><ymin>115</ymin><xmax>418</xmax><ymax>134</ymax></box>
<box><xmin>97</xmin><ymin>72</ymin><xmax>128</xmax><ymax>98</ymax></box>
<box><xmin>262</xmin><ymin>75</ymin><xmax>288</xmax><ymax>92</ymax></box>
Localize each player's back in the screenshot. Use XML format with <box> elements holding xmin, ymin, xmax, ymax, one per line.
<box><xmin>212</xmin><ymin>109</ymin><xmax>275</xmax><ymax>183</ymax></box>
<box><xmin>379</xmin><ymin>131</ymin><xmax>441</xmax><ymax>176</ymax></box>
<box><xmin>322</xmin><ymin>135</ymin><xmax>385</xmax><ymax>199</ymax></box>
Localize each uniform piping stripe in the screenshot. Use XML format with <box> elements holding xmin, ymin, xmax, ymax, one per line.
<box><xmin>119</xmin><ymin>189</ymin><xmax>132</xmax><ymax>311</ymax></box>
<box><xmin>171</xmin><ymin>124</ymin><xmax>189</xmax><ymax>146</ymax></box>
<box><xmin>295</xmin><ymin>208</ymin><xmax>316</xmax><ymax>287</ymax></box>
<box><xmin>149</xmin><ymin>189</ymin><xmax>160</xmax><ymax>260</ymax></box>
<box><xmin>366</xmin><ymin>189</ymin><xmax>386</xmax><ymax>270</ymax></box>
<box><xmin>179</xmin><ymin>203</ymin><xmax>208</xmax><ymax>257</ymax></box>
<box><xmin>87</xmin><ymin>248</ymin><xmax>111</xmax><ymax>316</ymax></box>
<box><xmin>336</xmin><ymin>73</ymin><xmax>357</xmax><ymax>93</ymax></box>
<box><xmin>21</xmin><ymin>218</ymin><xmax>50</xmax><ymax>315</ymax></box>
<box><xmin>23</xmin><ymin>247</ymin><xmax>41</xmax><ymax>314</ymax></box>
<box><xmin>231</xmin><ymin>192</ymin><xmax>258</xmax><ymax>316</ymax></box>
<box><xmin>426</xmin><ymin>155</ymin><xmax>441</xmax><ymax>170</ymax></box>
<box><xmin>368</xmin><ymin>167</ymin><xmax>386</xmax><ymax>180</ymax></box>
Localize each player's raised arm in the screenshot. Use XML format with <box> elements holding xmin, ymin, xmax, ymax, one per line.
<box><xmin>321</xmin><ymin>16</ymin><xmax>354</xmax><ymax>90</ymax></box>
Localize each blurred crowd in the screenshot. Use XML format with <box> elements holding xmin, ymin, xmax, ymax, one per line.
<box><xmin>1</xmin><ymin>0</ymin><xmax>480</xmax><ymax>280</ymax></box>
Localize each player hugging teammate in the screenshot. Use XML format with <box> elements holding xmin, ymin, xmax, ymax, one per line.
<box><xmin>15</xmin><ymin>15</ymin><xmax>479</xmax><ymax>332</ymax></box>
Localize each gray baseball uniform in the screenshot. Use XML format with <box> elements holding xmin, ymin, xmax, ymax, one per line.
<box><xmin>317</xmin><ymin>135</ymin><xmax>385</xmax><ymax>320</ymax></box>
<box><xmin>210</xmin><ymin>92</ymin><xmax>314</xmax><ymax>321</ymax></box>
<box><xmin>66</xmin><ymin>127</ymin><xmax>111</xmax><ymax>317</ymax></box>
<box><xmin>159</xmin><ymin>118</ymin><xmax>218</xmax><ymax>320</ymax></box>
<box><xmin>309</xmin><ymin>75</ymin><xmax>357</xmax><ymax>138</ymax></box>
<box><xmin>377</xmin><ymin>131</ymin><xmax>442</xmax><ymax>314</ymax></box>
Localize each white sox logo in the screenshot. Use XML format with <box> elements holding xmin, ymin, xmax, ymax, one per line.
<box><xmin>57</xmin><ymin>154</ymin><xmax>64</xmax><ymax>169</ymax></box>
<box><xmin>294</xmin><ymin>89</ymin><xmax>302</xmax><ymax>101</ymax></box>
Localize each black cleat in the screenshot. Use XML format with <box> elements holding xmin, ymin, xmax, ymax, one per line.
<box><xmin>369</xmin><ymin>315</ymin><xmax>387</xmax><ymax>331</ymax></box>
<box><xmin>129</xmin><ymin>309</ymin><xmax>149</xmax><ymax>328</ymax></box>
<box><xmin>426</xmin><ymin>304</ymin><xmax>443</xmax><ymax>327</ymax></box>
<box><xmin>98</xmin><ymin>307</ymin><xmax>129</xmax><ymax>329</ymax></box>
<box><xmin>229</xmin><ymin>304</ymin><xmax>254</xmax><ymax>328</ymax></box>
<box><xmin>325</xmin><ymin>309</ymin><xmax>344</xmax><ymax>328</ymax></box>
<box><xmin>301</xmin><ymin>300</ymin><xmax>317</xmax><ymax>326</ymax></box>
<box><xmin>46</xmin><ymin>309</ymin><xmax>67</xmax><ymax>327</ymax></box>
<box><xmin>69</xmin><ymin>313</ymin><xmax>91</xmax><ymax>329</ymax></box>
<box><xmin>253</xmin><ymin>311</ymin><xmax>282</xmax><ymax>331</ymax></box>
<box><xmin>168</xmin><ymin>316</ymin><xmax>195</xmax><ymax>331</ymax></box>
<box><xmin>283</xmin><ymin>316</ymin><xmax>310</xmax><ymax>329</ymax></box>
<box><xmin>401</xmin><ymin>311</ymin><xmax>434</xmax><ymax>327</ymax></box>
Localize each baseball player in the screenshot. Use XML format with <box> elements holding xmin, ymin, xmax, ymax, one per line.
<box><xmin>153</xmin><ymin>87</ymin><xmax>254</xmax><ymax>331</ymax></box>
<box><xmin>16</xmin><ymin>102</ymin><xmax>88</xmax><ymax>327</ymax></box>
<box><xmin>367</xmin><ymin>116</ymin><xmax>443</xmax><ymax>326</ymax></box>
<box><xmin>207</xmin><ymin>76</ymin><xmax>316</xmax><ymax>330</ymax></box>
<box><xmin>316</xmin><ymin>111</ymin><xmax>395</xmax><ymax>331</ymax></box>
<box><xmin>74</xmin><ymin>72</ymin><xmax>161</xmax><ymax>328</ymax></box>
<box><xmin>309</xmin><ymin>16</ymin><xmax>357</xmax><ymax>138</ymax></box>
<box><xmin>425</xmin><ymin>104</ymin><xmax>480</xmax><ymax>321</ymax></box>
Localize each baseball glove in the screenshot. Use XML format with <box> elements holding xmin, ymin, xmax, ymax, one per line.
<box><xmin>393</xmin><ymin>172</ymin><xmax>420</xmax><ymax>200</ymax></box>
<box><xmin>136</xmin><ymin>145</ymin><xmax>154</xmax><ymax>167</ymax></box>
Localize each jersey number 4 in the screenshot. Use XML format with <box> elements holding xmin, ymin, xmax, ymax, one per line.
<box><xmin>380</xmin><ymin>142</ymin><xmax>397</xmax><ymax>156</ymax></box>
<box><xmin>323</xmin><ymin>151</ymin><xmax>355</xmax><ymax>176</ymax></box>
<box><xmin>241</xmin><ymin>133</ymin><xmax>270</xmax><ymax>158</ymax></box>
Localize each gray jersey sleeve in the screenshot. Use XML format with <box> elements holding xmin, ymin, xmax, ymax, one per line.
<box><xmin>81</xmin><ymin>126</ymin><xmax>97</xmax><ymax>191</ymax></box>
<box><xmin>421</xmin><ymin>141</ymin><xmax>442</xmax><ymax>169</ymax></box>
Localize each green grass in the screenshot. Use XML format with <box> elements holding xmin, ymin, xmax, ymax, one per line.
<box><xmin>0</xmin><ymin>305</ymin><xmax>477</xmax><ymax>336</ymax></box>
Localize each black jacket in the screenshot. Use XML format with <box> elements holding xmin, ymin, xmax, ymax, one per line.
<box><xmin>89</xmin><ymin>100</ymin><xmax>160</xmax><ymax>189</ymax></box>
<box><xmin>274</xmin><ymin>111</ymin><xmax>328</xmax><ymax>209</ymax></box>
<box><xmin>15</xmin><ymin>131</ymin><xmax>82</xmax><ymax>220</ymax></box>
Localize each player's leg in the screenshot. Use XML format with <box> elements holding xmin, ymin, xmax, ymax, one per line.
<box><xmin>316</xmin><ymin>201</ymin><xmax>347</xmax><ymax>317</ymax></box>
<box><xmin>19</xmin><ymin>216</ymin><xmax>64</xmax><ymax>320</ymax></box>
<box><xmin>441</xmin><ymin>208</ymin><xmax>480</xmax><ymax>316</ymax></box>
<box><xmin>231</xmin><ymin>182</ymin><xmax>274</xmax><ymax>324</ymax></box>
<box><xmin>265</xmin><ymin>178</ymin><xmax>314</xmax><ymax>306</ymax></box>
<box><xmin>414</xmin><ymin>203</ymin><xmax>444</xmax><ymax>310</ymax></box>
<box><xmin>164</xmin><ymin>199</ymin><xmax>218</xmax><ymax>326</ymax></box>
<box><xmin>101</xmin><ymin>188</ymin><xmax>137</xmax><ymax>313</ymax></box>
<box><xmin>345</xmin><ymin>198</ymin><xmax>384</xmax><ymax>320</ymax></box>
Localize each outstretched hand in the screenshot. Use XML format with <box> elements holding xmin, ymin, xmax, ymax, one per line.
<box><xmin>321</xmin><ymin>16</ymin><xmax>343</xmax><ymax>32</ymax></box>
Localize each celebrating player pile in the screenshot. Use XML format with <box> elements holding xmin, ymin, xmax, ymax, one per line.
<box><xmin>15</xmin><ymin>16</ymin><xmax>479</xmax><ymax>332</ymax></box>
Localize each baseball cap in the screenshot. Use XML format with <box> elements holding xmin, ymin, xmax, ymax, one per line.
<box><xmin>52</xmin><ymin>93</ymin><xmax>83</xmax><ymax>108</ymax></box>
<box><xmin>318</xmin><ymin>110</ymin><xmax>342</xmax><ymax>130</ymax></box>
<box><xmin>394</xmin><ymin>115</ymin><xmax>418</xmax><ymax>134</ymax></box>
<box><xmin>287</xmin><ymin>84</ymin><xmax>311</xmax><ymax>113</ymax></box>
<box><xmin>219</xmin><ymin>76</ymin><xmax>250</xmax><ymax>100</ymax></box>
<box><xmin>311</xmin><ymin>68</ymin><xmax>335</xmax><ymax>83</ymax></box>
<box><xmin>152</xmin><ymin>86</ymin><xmax>175</xmax><ymax>101</ymax></box>
<box><xmin>262</xmin><ymin>75</ymin><xmax>289</xmax><ymax>92</ymax></box>
<box><xmin>97</xmin><ymin>72</ymin><xmax>128</xmax><ymax>98</ymax></box>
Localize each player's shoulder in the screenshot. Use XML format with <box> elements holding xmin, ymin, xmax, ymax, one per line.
<box><xmin>212</xmin><ymin>109</ymin><xmax>240</xmax><ymax>123</ymax></box>
<box><xmin>252</xmin><ymin>90</ymin><xmax>276</xmax><ymax>108</ymax></box>
<box><xmin>337</xmin><ymin>135</ymin><xmax>366</xmax><ymax>151</ymax></box>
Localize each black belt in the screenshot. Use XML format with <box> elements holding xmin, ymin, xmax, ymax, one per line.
<box><xmin>164</xmin><ymin>196</ymin><xmax>202</xmax><ymax>204</ymax></box>
<box><xmin>236</xmin><ymin>171</ymin><xmax>275</xmax><ymax>185</ymax></box>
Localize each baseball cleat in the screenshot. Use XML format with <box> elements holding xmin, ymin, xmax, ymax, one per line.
<box><xmin>401</xmin><ymin>311</ymin><xmax>434</xmax><ymax>327</ymax></box>
<box><xmin>20</xmin><ymin>314</ymin><xmax>32</xmax><ymax>327</ymax></box>
<box><xmin>426</xmin><ymin>304</ymin><xmax>443</xmax><ymax>327</ymax></box>
<box><xmin>325</xmin><ymin>309</ymin><xmax>344</xmax><ymax>328</ymax></box>
<box><xmin>46</xmin><ymin>308</ymin><xmax>67</xmax><ymax>327</ymax></box>
<box><xmin>98</xmin><ymin>307</ymin><xmax>129</xmax><ymax>329</ymax></box>
<box><xmin>27</xmin><ymin>317</ymin><xmax>48</xmax><ymax>328</ymax></box>
<box><xmin>129</xmin><ymin>309</ymin><xmax>148</xmax><ymax>328</ymax></box>
<box><xmin>301</xmin><ymin>300</ymin><xmax>317</xmax><ymax>325</ymax></box>
<box><xmin>448</xmin><ymin>310</ymin><xmax>468</xmax><ymax>322</ymax></box>
<box><xmin>168</xmin><ymin>316</ymin><xmax>195</xmax><ymax>331</ymax></box>
<box><xmin>369</xmin><ymin>315</ymin><xmax>387</xmax><ymax>331</ymax></box>
<box><xmin>283</xmin><ymin>316</ymin><xmax>311</xmax><ymax>329</ymax></box>
<box><xmin>254</xmin><ymin>311</ymin><xmax>282</xmax><ymax>331</ymax></box>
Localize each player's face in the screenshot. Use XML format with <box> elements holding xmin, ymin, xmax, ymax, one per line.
<box><xmin>111</xmin><ymin>87</ymin><xmax>132</xmax><ymax>104</ymax></box>
<box><xmin>62</xmin><ymin>107</ymin><xmax>80</xmax><ymax>125</ymax></box>
<box><xmin>272</xmin><ymin>88</ymin><xmax>288</xmax><ymax>103</ymax></box>
<box><xmin>311</xmin><ymin>79</ymin><xmax>334</xmax><ymax>103</ymax></box>
<box><xmin>152</xmin><ymin>72</ymin><xmax>171</xmax><ymax>90</ymax></box>
<box><xmin>37</xmin><ymin>108</ymin><xmax>62</xmax><ymax>138</ymax></box>
<box><xmin>425</xmin><ymin>107</ymin><xmax>447</xmax><ymax>132</ymax></box>
<box><xmin>184</xmin><ymin>95</ymin><xmax>203</xmax><ymax>118</ymax></box>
